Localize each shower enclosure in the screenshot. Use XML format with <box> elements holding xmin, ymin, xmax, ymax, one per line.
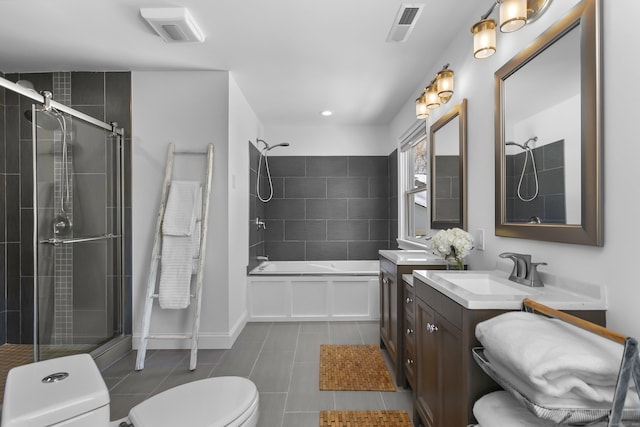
<box><xmin>1</xmin><ymin>76</ymin><xmax>126</xmax><ymax>363</ymax></box>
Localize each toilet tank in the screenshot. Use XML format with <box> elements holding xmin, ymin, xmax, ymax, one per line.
<box><xmin>1</xmin><ymin>354</ymin><xmax>110</xmax><ymax>427</ymax></box>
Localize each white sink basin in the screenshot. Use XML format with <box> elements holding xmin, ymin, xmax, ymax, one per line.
<box><xmin>434</xmin><ymin>273</ymin><xmax>532</xmax><ymax>296</ymax></box>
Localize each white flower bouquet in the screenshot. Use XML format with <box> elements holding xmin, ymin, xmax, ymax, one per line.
<box><xmin>430</xmin><ymin>227</ymin><xmax>474</xmax><ymax>269</ymax></box>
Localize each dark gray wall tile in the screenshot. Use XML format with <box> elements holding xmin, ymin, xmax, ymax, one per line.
<box><xmin>370</xmin><ymin>220</ymin><xmax>389</xmax><ymax>240</ymax></box>
<box><xmin>71</xmin><ymin>72</ymin><xmax>105</xmax><ymax>106</ymax></box>
<box><xmin>348</xmin><ymin>156</ymin><xmax>388</xmax><ymax>177</ymax></box>
<box><xmin>285</xmin><ymin>220</ymin><xmax>326</xmax><ymax>241</ymax></box>
<box><xmin>369</xmin><ymin>177</ymin><xmax>388</xmax><ymax>198</ymax></box>
<box><xmin>20</xmin><ymin>278</ymin><xmax>33</xmax><ymax>344</ymax></box>
<box><xmin>265</xmin><ymin>199</ymin><xmax>305</xmax><ymax>220</ymax></box>
<box><xmin>105</xmin><ymin>72</ymin><xmax>131</xmax><ymax>137</ymax></box>
<box><xmin>327</xmin><ymin>178</ymin><xmax>368</xmax><ymax>198</ymax></box>
<box><xmin>266</xmin><ymin>241</ymin><xmax>306</xmax><ymax>261</ymax></box>
<box><xmin>306</xmin><ymin>157</ymin><xmax>348</xmax><ymax>177</ymax></box>
<box><xmin>268</xmin><ymin>156</ymin><xmax>306</xmax><ymax>177</ymax></box>
<box><xmin>348</xmin><ymin>198</ymin><xmax>388</xmax><ymax>220</ymax></box>
<box><xmin>264</xmin><ymin>220</ymin><xmax>284</xmax><ymax>241</ymax></box>
<box><xmin>306</xmin><ymin>241</ymin><xmax>347</xmax><ymax>260</ymax></box>
<box><xmin>285</xmin><ymin>177</ymin><xmax>326</xmax><ymax>198</ymax></box>
<box><xmin>348</xmin><ymin>241</ymin><xmax>389</xmax><ymax>260</ymax></box>
<box><xmin>306</xmin><ymin>199</ymin><xmax>347</xmax><ymax>219</ymax></box>
<box><xmin>327</xmin><ymin>220</ymin><xmax>368</xmax><ymax>241</ymax></box>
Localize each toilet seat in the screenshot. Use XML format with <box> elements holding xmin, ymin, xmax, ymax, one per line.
<box><xmin>127</xmin><ymin>376</ymin><xmax>259</xmax><ymax>427</ymax></box>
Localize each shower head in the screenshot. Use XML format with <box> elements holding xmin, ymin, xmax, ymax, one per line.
<box><xmin>257</xmin><ymin>139</ymin><xmax>290</xmax><ymax>152</ymax></box>
<box><xmin>267</xmin><ymin>142</ymin><xmax>290</xmax><ymax>151</ymax></box>
<box><xmin>505</xmin><ymin>136</ymin><xmax>538</xmax><ymax>150</ymax></box>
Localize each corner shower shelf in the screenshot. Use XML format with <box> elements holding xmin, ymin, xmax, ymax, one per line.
<box><xmin>40</xmin><ymin>233</ymin><xmax>121</xmax><ymax>246</ymax></box>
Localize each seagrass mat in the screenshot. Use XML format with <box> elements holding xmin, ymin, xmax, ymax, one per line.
<box><xmin>320</xmin><ymin>410</ymin><xmax>412</xmax><ymax>427</ymax></box>
<box><xmin>319</xmin><ymin>344</ymin><xmax>395</xmax><ymax>391</ymax></box>
<box><xmin>0</xmin><ymin>344</ymin><xmax>33</xmax><ymax>400</ymax></box>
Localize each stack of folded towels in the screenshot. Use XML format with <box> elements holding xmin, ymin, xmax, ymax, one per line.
<box><xmin>158</xmin><ymin>180</ymin><xmax>202</xmax><ymax>310</ymax></box>
<box><xmin>472</xmin><ymin>311</ymin><xmax>639</xmax><ymax>426</ymax></box>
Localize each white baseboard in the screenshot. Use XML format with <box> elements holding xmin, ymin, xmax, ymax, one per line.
<box><xmin>132</xmin><ymin>311</ymin><xmax>248</xmax><ymax>350</ymax></box>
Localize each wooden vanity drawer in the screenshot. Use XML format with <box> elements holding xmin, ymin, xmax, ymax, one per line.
<box><xmin>415</xmin><ymin>276</ymin><xmax>462</xmax><ymax>330</ymax></box>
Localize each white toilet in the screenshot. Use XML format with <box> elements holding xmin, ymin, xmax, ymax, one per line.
<box><xmin>1</xmin><ymin>354</ymin><xmax>259</xmax><ymax>427</ymax></box>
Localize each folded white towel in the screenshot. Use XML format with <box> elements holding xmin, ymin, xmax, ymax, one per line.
<box><xmin>474</xmin><ymin>391</ymin><xmax>559</xmax><ymax>426</ymax></box>
<box><xmin>484</xmin><ymin>350</ymin><xmax>640</xmax><ymax>410</ymax></box>
<box><xmin>163</xmin><ymin>181</ymin><xmax>201</xmax><ymax>236</ymax></box>
<box><xmin>159</xmin><ymin>235</ymin><xmax>196</xmax><ymax>309</ymax></box>
<box><xmin>476</xmin><ymin>312</ymin><xmax>629</xmax><ymax>402</ymax></box>
<box><xmin>159</xmin><ymin>182</ymin><xmax>202</xmax><ymax>309</ymax></box>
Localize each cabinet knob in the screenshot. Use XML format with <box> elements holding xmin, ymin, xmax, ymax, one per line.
<box><xmin>426</xmin><ymin>323</ymin><xmax>439</xmax><ymax>333</ymax></box>
<box><xmin>383</xmin><ymin>277</ymin><xmax>390</xmax><ymax>285</ymax></box>
<box><xmin>407</xmin><ymin>358</ymin><xmax>414</xmax><ymax>365</ymax></box>
<box><xmin>406</xmin><ymin>328</ymin><xmax>414</xmax><ymax>335</ymax></box>
<box><xmin>406</xmin><ymin>297</ymin><xmax>413</xmax><ymax>304</ymax></box>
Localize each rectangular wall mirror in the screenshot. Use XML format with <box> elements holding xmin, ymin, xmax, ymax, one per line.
<box><xmin>495</xmin><ymin>0</ymin><xmax>602</xmax><ymax>245</ymax></box>
<box><xmin>431</xmin><ymin>98</ymin><xmax>467</xmax><ymax>230</ymax></box>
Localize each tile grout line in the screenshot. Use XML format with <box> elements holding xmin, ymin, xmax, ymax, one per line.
<box><xmin>146</xmin><ymin>351</ymin><xmax>190</xmax><ymax>398</ymax></box>
<box><xmin>281</xmin><ymin>323</ymin><xmax>301</xmax><ymax>427</ymax></box>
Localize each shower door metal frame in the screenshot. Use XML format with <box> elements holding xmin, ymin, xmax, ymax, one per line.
<box><xmin>0</xmin><ymin>75</ymin><xmax>127</xmax><ymax>362</ymax></box>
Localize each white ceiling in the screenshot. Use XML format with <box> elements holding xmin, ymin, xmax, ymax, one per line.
<box><xmin>0</xmin><ymin>0</ymin><xmax>483</xmax><ymax>126</ymax></box>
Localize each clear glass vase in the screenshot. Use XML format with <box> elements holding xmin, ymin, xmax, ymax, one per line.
<box><xmin>445</xmin><ymin>257</ymin><xmax>464</xmax><ymax>270</ymax></box>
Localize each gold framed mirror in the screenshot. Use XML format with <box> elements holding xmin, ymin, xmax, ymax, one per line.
<box><xmin>495</xmin><ymin>0</ymin><xmax>602</xmax><ymax>245</ymax></box>
<box><xmin>431</xmin><ymin>98</ymin><xmax>467</xmax><ymax>230</ymax></box>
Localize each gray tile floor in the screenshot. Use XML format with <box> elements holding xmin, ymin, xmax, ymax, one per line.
<box><xmin>101</xmin><ymin>321</ymin><xmax>414</xmax><ymax>427</ymax></box>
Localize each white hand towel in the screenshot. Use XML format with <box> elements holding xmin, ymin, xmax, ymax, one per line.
<box><xmin>163</xmin><ymin>181</ymin><xmax>201</xmax><ymax>236</ymax></box>
<box><xmin>476</xmin><ymin>312</ymin><xmax>628</xmax><ymax>402</ymax></box>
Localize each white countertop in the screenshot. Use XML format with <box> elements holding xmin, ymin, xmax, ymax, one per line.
<box><xmin>379</xmin><ymin>250</ymin><xmax>446</xmax><ymax>266</ymax></box>
<box><xmin>412</xmin><ymin>269</ymin><xmax>607</xmax><ymax>310</ymax></box>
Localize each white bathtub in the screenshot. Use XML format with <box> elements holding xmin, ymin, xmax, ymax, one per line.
<box><xmin>247</xmin><ymin>261</ymin><xmax>380</xmax><ymax>321</ymax></box>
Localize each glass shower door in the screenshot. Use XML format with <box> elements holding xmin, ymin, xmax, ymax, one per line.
<box><xmin>34</xmin><ymin>107</ymin><xmax>124</xmax><ymax>361</ymax></box>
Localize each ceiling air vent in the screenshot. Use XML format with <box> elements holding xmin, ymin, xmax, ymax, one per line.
<box><xmin>140</xmin><ymin>7</ymin><xmax>205</xmax><ymax>43</ymax></box>
<box><xmin>386</xmin><ymin>4</ymin><xmax>424</xmax><ymax>43</ymax></box>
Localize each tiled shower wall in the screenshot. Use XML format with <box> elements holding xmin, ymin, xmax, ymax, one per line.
<box><xmin>505</xmin><ymin>140</ymin><xmax>566</xmax><ymax>224</ymax></box>
<box><xmin>0</xmin><ymin>72</ymin><xmax>132</xmax><ymax>345</ymax></box>
<box><xmin>249</xmin><ymin>150</ymin><xmax>392</xmax><ymax>263</ymax></box>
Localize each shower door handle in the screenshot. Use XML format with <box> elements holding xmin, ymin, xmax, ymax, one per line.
<box><xmin>40</xmin><ymin>233</ymin><xmax>121</xmax><ymax>246</ymax></box>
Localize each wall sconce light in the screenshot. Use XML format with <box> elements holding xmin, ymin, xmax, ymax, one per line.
<box><xmin>415</xmin><ymin>64</ymin><xmax>454</xmax><ymax>119</ymax></box>
<box><xmin>471</xmin><ymin>0</ymin><xmax>553</xmax><ymax>59</ymax></box>
<box><xmin>415</xmin><ymin>94</ymin><xmax>429</xmax><ymax>119</ymax></box>
<box><xmin>425</xmin><ymin>83</ymin><xmax>441</xmax><ymax>110</ymax></box>
<box><xmin>435</xmin><ymin>64</ymin><xmax>454</xmax><ymax>103</ymax></box>
<box><xmin>472</xmin><ymin>19</ymin><xmax>497</xmax><ymax>59</ymax></box>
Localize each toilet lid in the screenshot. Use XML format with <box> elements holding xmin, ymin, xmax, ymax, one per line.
<box><xmin>128</xmin><ymin>376</ymin><xmax>258</xmax><ymax>427</ymax></box>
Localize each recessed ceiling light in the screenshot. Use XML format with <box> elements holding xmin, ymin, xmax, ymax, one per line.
<box><xmin>321</xmin><ymin>110</ymin><xmax>333</xmax><ymax>117</ymax></box>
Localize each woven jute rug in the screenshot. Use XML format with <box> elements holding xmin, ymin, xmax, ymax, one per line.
<box><xmin>319</xmin><ymin>344</ymin><xmax>395</xmax><ymax>391</ymax></box>
<box><xmin>320</xmin><ymin>410</ymin><xmax>412</xmax><ymax>427</ymax></box>
<box><xmin>0</xmin><ymin>344</ymin><xmax>33</xmax><ymax>400</ymax></box>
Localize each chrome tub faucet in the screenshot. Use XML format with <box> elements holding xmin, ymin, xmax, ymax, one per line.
<box><xmin>498</xmin><ymin>252</ymin><xmax>547</xmax><ymax>287</ymax></box>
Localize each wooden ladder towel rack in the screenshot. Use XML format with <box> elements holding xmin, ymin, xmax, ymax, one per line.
<box><xmin>135</xmin><ymin>143</ymin><xmax>214</xmax><ymax>371</ymax></box>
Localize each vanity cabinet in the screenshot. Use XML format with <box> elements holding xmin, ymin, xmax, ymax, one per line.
<box><xmin>379</xmin><ymin>255</ymin><xmax>445</xmax><ymax>386</ymax></box>
<box><xmin>412</xmin><ymin>275</ymin><xmax>606</xmax><ymax>426</ymax></box>
<box><xmin>403</xmin><ymin>276</ymin><xmax>416</xmax><ymax>390</ymax></box>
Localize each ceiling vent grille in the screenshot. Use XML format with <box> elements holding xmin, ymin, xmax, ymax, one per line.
<box><xmin>386</xmin><ymin>4</ymin><xmax>424</xmax><ymax>43</ymax></box>
<box><xmin>140</xmin><ymin>7</ymin><xmax>205</xmax><ymax>43</ymax></box>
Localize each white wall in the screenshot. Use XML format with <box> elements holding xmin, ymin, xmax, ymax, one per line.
<box><xmin>391</xmin><ymin>0</ymin><xmax>640</xmax><ymax>339</ymax></box>
<box><xmin>131</xmin><ymin>70</ymin><xmax>238</xmax><ymax>349</ymax></box>
<box><xmin>228</xmin><ymin>74</ymin><xmax>262</xmax><ymax>332</ymax></box>
<box><xmin>264</xmin><ymin>123</ymin><xmax>391</xmax><ymax>156</ymax></box>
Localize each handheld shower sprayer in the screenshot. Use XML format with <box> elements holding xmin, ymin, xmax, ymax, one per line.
<box><xmin>506</xmin><ymin>136</ymin><xmax>539</xmax><ymax>202</ymax></box>
<box><xmin>256</xmin><ymin>138</ymin><xmax>290</xmax><ymax>202</ymax></box>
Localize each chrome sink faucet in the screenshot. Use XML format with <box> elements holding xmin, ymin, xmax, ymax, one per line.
<box><xmin>498</xmin><ymin>252</ymin><xmax>547</xmax><ymax>287</ymax></box>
